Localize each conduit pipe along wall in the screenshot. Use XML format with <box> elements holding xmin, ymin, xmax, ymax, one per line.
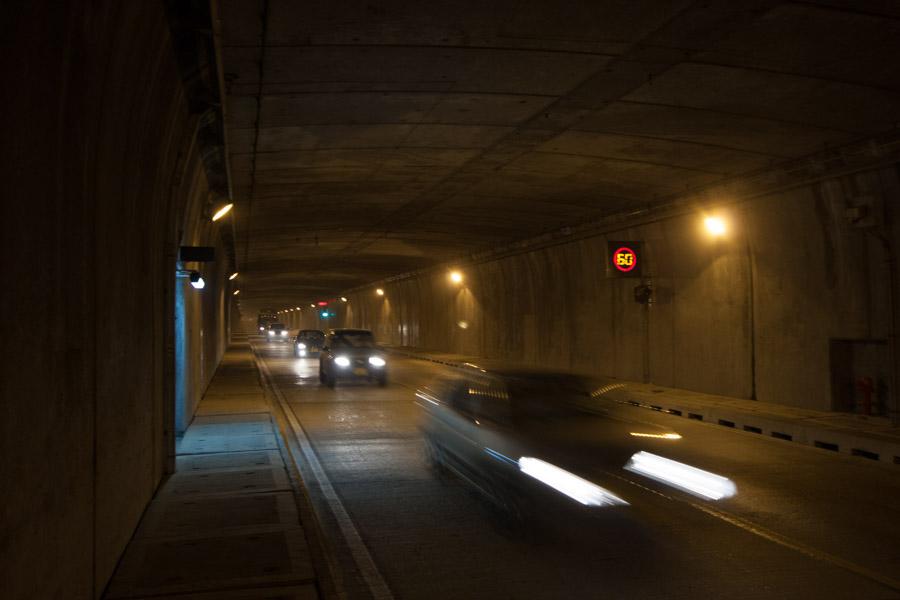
<box><xmin>0</xmin><ymin>2</ymin><xmax>235</xmax><ymax>598</ymax></box>
<box><xmin>347</xmin><ymin>165</ymin><xmax>900</xmax><ymax>413</ymax></box>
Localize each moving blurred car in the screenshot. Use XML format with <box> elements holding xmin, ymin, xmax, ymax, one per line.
<box><xmin>266</xmin><ymin>323</ymin><xmax>289</xmax><ymax>342</ymax></box>
<box><xmin>319</xmin><ymin>329</ymin><xmax>387</xmax><ymax>388</ymax></box>
<box><xmin>294</xmin><ymin>329</ymin><xmax>325</xmax><ymax>357</ymax></box>
<box><xmin>416</xmin><ymin>366</ymin><xmax>714</xmax><ymax>525</ymax></box>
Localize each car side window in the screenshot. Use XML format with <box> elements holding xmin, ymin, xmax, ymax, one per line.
<box><xmin>469</xmin><ymin>383</ymin><xmax>511</xmax><ymax>426</ymax></box>
<box><xmin>448</xmin><ymin>381</ymin><xmax>478</xmax><ymax>418</ymax></box>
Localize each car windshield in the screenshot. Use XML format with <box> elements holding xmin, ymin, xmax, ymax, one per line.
<box><xmin>270</xmin><ymin>324</ymin><xmax>285</xmax><ymax>331</ymax></box>
<box><xmin>331</xmin><ymin>331</ymin><xmax>375</xmax><ymax>348</ymax></box>
<box><xmin>301</xmin><ymin>331</ymin><xmax>325</xmax><ymax>341</ymax></box>
<box><xmin>507</xmin><ymin>376</ymin><xmax>590</xmax><ymax>419</ymax></box>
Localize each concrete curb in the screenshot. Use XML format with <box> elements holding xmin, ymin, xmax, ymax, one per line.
<box><xmin>387</xmin><ymin>347</ymin><xmax>900</xmax><ymax>468</ymax></box>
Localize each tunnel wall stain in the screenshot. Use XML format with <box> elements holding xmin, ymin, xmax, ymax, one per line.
<box><xmin>1</xmin><ymin>3</ymin><xmax>232</xmax><ymax>598</ymax></box>
<box><xmin>343</xmin><ymin>166</ymin><xmax>899</xmax><ymax>411</ymax></box>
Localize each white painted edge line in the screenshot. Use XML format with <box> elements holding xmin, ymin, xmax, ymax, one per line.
<box><xmin>254</xmin><ymin>349</ymin><xmax>394</xmax><ymax>600</ymax></box>
<box><xmin>386</xmin><ymin>348</ymin><xmax>900</xmax><ymax>467</ymax></box>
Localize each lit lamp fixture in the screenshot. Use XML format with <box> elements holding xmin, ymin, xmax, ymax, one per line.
<box><xmin>310</xmin><ymin>303</ymin><xmax>316</xmax><ymax>308</ymax></box>
<box><xmin>232</xmin><ymin>289</ymin><xmax>240</xmax><ymax>296</ymax></box>
<box><xmin>211</xmin><ymin>203</ymin><xmax>234</xmax><ymax>222</ymax></box>
<box><xmin>229</xmin><ymin>272</ymin><xmax>239</xmax><ymax>280</ymax></box>
<box><xmin>340</xmin><ymin>297</ymin><xmax>348</xmax><ymax>302</ymax></box>
<box><xmin>449</xmin><ymin>271</ymin><xmax>463</xmax><ymax>284</ymax></box>
<box><xmin>295</xmin><ymin>306</ymin><xmax>301</xmax><ymax>310</ymax></box>
<box><xmin>376</xmin><ymin>288</ymin><xmax>385</xmax><ymax>296</ymax></box>
<box><xmin>704</xmin><ymin>216</ymin><xmax>727</xmax><ymax>237</ymax></box>
<box><xmin>189</xmin><ymin>271</ymin><xmax>205</xmax><ymax>289</ymax></box>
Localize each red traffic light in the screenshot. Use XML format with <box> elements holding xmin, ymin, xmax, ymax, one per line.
<box><xmin>317</xmin><ymin>301</ymin><xmax>328</xmax><ymax>306</ymax></box>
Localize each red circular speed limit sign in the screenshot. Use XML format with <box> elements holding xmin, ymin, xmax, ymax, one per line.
<box><xmin>612</xmin><ymin>246</ymin><xmax>637</xmax><ymax>273</ymax></box>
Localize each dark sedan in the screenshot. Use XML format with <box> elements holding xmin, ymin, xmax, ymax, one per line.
<box><xmin>319</xmin><ymin>328</ymin><xmax>387</xmax><ymax>388</ymax></box>
<box><xmin>416</xmin><ymin>366</ymin><xmax>736</xmax><ymax>527</ymax></box>
<box><xmin>294</xmin><ymin>329</ymin><xmax>325</xmax><ymax>357</ymax></box>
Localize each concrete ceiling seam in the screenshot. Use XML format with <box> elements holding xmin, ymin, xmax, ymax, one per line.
<box><xmin>241</xmin><ymin>0</ymin><xmax>269</xmax><ymax>268</ymax></box>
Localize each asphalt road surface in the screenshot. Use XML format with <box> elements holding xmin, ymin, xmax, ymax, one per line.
<box><xmin>253</xmin><ymin>340</ymin><xmax>900</xmax><ymax>600</ymax></box>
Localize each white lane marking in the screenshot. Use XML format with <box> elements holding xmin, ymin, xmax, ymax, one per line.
<box><xmin>254</xmin><ymin>347</ymin><xmax>394</xmax><ymax>600</ymax></box>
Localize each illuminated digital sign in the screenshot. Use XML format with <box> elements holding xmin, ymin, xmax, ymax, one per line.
<box><xmin>607</xmin><ymin>241</ymin><xmax>642</xmax><ymax>278</ymax></box>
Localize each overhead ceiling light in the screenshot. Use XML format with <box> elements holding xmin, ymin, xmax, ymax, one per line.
<box><xmin>704</xmin><ymin>216</ymin><xmax>727</xmax><ymax>237</ymax></box>
<box><xmin>211</xmin><ymin>203</ymin><xmax>234</xmax><ymax>222</ymax></box>
<box><xmin>310</xmin><ymin>303</ymin><xmax>316</xmax><ymax>308</ymax></box>
<box><xmin>295</xmin><ymin>306</ymin><xmax>301</xmax><ymax>310</ymax></box>
<box><xmin>449</xmin><ymin>271</ymin><xmax>463</xmax><ymax>284</ymax></box>
<box><xmin>376</xmin><ymin>288</ymin><xmax>385</xmax><ymax>296</ymax></box>
<box><xmin>232</xmin><ymin>289</ymin><xmax>240</xmax><ymax>296</ymax></box>
<box><xmin>229</xmin><ymin>272</ymin><xmax>239</xmax><ymax>280</ymax></box>
<box><xmin>340</xmin><ymin>297</ymin><xmax>348</xmax><ymax>302</ymax></box>
<box><xmin>189</xmin><ymin>271</ymin><xmax>205</xmax><ymax>290</ymax></box>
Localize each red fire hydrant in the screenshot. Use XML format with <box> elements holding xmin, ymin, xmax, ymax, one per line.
<box><xmin>855</xmin><ymin>376</ymin><xmax>875</xmax><ymax>415</ymax></box>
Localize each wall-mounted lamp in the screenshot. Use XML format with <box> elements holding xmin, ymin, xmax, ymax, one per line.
<box><xmin>232</xmin><ymin>289</ymin><xmax>240</xmax><ymax>296</ymax></box>
<box><xmin>229</xmin><ymin>272</ymin><xmax>239</xmax><ymax>280</ymax></box>
<box><xmin>211</xmin><ymin>203</ymin><xmax>234</xmax><ymax>222</ymax></box>
<box><xmin>189</xmin><ymin>271</ymin><xmax>205</xmax><ymax>289</ymax></box>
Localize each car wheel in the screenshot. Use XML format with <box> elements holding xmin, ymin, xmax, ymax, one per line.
<box><xmin>489</xmin><ymin>484</ymin><xmax>534</xmax><ymax>539</ymax></box>
<box><xmin>423</xmin><ymin>437</ymin><xmax>449</xmax><ymax>478</ymax></box>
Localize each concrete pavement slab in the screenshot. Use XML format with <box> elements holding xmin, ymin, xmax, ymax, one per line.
<box><xmin>103</xmin><ymin>344</ymin><xmax>323</xmax><ymax>599</ymax></box>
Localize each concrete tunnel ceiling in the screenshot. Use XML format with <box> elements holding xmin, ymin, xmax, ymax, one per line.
<box><xmin>219</xmin><ymin>0</ymin><xmax>900</xmax><ymax>314</ymax></box>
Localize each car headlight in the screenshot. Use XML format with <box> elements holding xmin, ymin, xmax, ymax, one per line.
<box><xmin>368</xmin><ymin>356</ymin><xmax>386</xmax><ymax>367</ymax></box>
<box><xmin>298</xmin><ymin>343</ymin><xmax>306</xmax><ymax>349</ymax></box>
<box><xmin>268</xmin><ymin>330</ymin><xmax>274</xmax><ymax>335</ymax></box>
<box><xmin>259</xmin><ymin>327</ymin><xmax>265</xmax><ymax>331</ymax></box>
<box><xmin>281</xmin><ymin>331</ymin><xmax>287</xmax><ymax>336</ymax></box>
<box><xmin>334</xmin><ymin>356</ymin><xmax>351</xmax><ymax>368</ymax></box>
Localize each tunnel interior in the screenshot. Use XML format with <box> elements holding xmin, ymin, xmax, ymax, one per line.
<box><xmin>3</xmin><ymin>1</ymin><xmax>900</xmax><ymax>598</ymax></box>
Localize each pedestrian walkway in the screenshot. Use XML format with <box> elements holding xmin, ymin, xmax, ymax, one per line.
<box><xmin>104</xmin><ymin>344</ymin><xmax>322</xmax><ymax>599</ymax></box>
<box><xmin>386</xmin><ymin>345</ymin><xmax>900</xmax><ymax>467</ymax></box>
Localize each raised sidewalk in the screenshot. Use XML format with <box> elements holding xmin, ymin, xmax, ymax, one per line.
<box><xmin>104</xmin><ymin>343</ymin><xmax>323</xmax><ymax>599</ymax></box>
<box><xmin>386</xmin><ymin>345</ymin><xmax>900</xmax><ymax>467</ymax></box>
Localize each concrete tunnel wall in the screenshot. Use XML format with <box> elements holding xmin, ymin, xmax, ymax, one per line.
<box><xmin>343</xmin><ymin>166</ymin><xmax>900</xmax><ymax>412</ymax></box>
<box><xmin>1</xmin><ymin>3</ymin><xmax>233</xmax><ymax>598</ymax></box>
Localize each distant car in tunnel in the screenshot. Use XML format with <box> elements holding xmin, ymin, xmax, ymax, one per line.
<box><xmin>266</xmin><ymin>322</ymin><xmax>289</xmax><ymax>342</ymax></box>
<box><xmin>294</xmin><ymin>329</ymin><xmax>325</xmax><ymax>357</ymax></box>
<box><xmin>319</xmin><ymin>329</ymin><xmax>387</xmax><ymax>388</ymax></box>
<box><xmin>416</xmin><ymin>367</ymin><xmax>707</xmax><ymax>526</ymax></box>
